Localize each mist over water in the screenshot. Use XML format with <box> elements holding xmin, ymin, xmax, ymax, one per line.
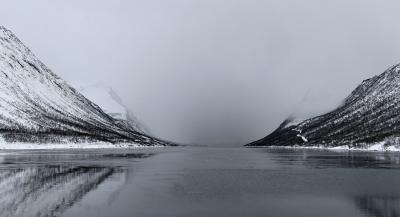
<box><xmin>1</xmin><ymin>0</ymin><xmax>400</xmax><ymax>145</ymax></box>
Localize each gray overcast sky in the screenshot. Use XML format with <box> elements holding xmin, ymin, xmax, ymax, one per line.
<box><xmin>1</xmin><ymin>0</ymin><xmax>400</xmax><ymax>146</ymax></box>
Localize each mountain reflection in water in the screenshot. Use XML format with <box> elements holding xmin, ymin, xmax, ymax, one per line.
<box><xmin>262</xmin><ymin>148</ymin><xmax>400</xmax><ymax>217</ymax></box>
<box><xmin>1</xmin><ymin>148</ymin><xmax>400</xmax><ymax>217</ymax></box>
<box><xmin>262</xmin><ymin>148</ymin><xmax>400</xmax><ymax>169</ymax></box>
<box><xmin>355</xmin><ymin>195</ymin><xmax>400</xmax><ymax>217</ymax></box>
<box><xmin>0</xmin><ymin>150</ymin><xmax>154</xmax><ymax>217</ymax></box>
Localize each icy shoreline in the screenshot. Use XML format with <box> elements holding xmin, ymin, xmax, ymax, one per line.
<box><xmin>248</xmin><ymin>142</ymin><xmax>400</xmax><ymax>152</ymax></box>
<box><xmin>0</xmin><ymin>142</ymin><xmax>165</xmax><ymax>150</ymax></box>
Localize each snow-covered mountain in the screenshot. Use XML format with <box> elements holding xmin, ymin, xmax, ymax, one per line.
<box><xmin>247</xmin><ymin>63</ymin><xmax>400</xmax><ymax>149</ymax></box>
<box><xmin>0</xmin><ymin>26</ymin><xmax>170</xmax><ymax>146</ymax></box>
<box><xmin>77</xmin><ymin>83</ymin><xmax>150</xmax><ymax>135</ymax></box>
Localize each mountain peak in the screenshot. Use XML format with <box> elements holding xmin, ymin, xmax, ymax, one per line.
<box><xmin>76</xmin><ymin>82</ymin><xmax>151</xmax><ymax>135</ymax></box>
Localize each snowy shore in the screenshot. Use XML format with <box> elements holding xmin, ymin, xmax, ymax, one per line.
<box><xmin>249</xmin><ymin>142</ymin><xmax>400</xmax><ymax>152</ymax></box>
<box><xmin>0</xmin><ymin>143</ymin><xmax>165</xmax><ymax>150</ymax></box>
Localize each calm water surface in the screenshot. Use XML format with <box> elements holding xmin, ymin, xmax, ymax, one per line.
<box><xmin>0</xmin><ymin>146</ymin><xmax>399</xmax><ymax>217</ymax></box>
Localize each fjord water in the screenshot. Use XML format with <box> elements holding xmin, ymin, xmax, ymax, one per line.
<box><xmin>1</xmin><ymin>147</ymin><xmax>399</xmax><ymax>217</ymax></box>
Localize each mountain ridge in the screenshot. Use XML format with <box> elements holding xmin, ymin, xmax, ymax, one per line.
<box><xmin>77</xmin><ymin>82</ymin><xmax>151</xmax><ymax>135</ymax></box>
<box><xmin>247</xmin><ymin>63</ymin><xmax>400</xmax><ymax>148</ymax></box>
<box><xmin>0</xmin><ymin>26</ymin><xmax>171</xmax><ymax>146</ymax></box>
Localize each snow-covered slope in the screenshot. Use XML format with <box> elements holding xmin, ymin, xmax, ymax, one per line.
<box><xmin>78</xmin><ymin>83</ymin><xmax>150</xmax><ymax>135</ymax></box>
<box><xmin>247</xmin><ymin>63</ymin><xmax>400</xmax><ymax>149</ymax></box>
<box><xmin>0</xmin><ymin>26</ymin><xmax>170</xmax><ymax>146</ymax></box>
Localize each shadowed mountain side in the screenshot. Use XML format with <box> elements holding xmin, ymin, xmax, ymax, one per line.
<box><xmin>247</xmin><ymin>64</ymin><xmax>400</xmax><ymax>148</ymax></box>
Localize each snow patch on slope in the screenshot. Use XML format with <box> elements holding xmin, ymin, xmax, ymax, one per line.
<box><xmin>297</xmin><ymin>134</ymin><xmax>308</xmax><ymax>142</ymax></box>
<box><xmin>283</xmin><ymin>118</ymin><xmax>305</xmax><ymax>128</ymax></box>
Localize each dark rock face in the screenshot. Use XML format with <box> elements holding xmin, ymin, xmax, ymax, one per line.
<box><xmin>247</xmin><ymin>64</ymin><xmax>400</xmax><ymax>147</ymax></box>
<box><xmin>0</xmin><ymin>26</ymin><xmax>171</xmax><ymax>146</ymax></box>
